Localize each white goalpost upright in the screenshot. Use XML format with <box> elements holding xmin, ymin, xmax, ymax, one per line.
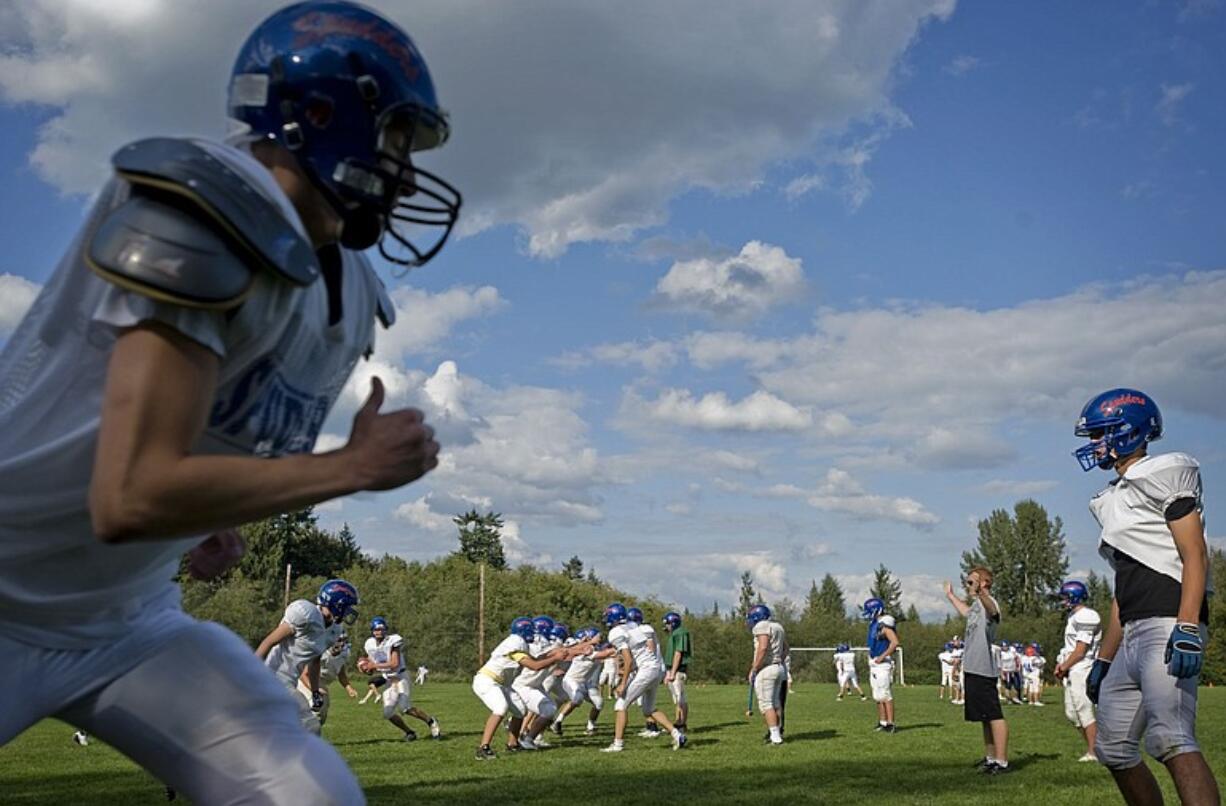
<box><xmin>788</xmin><ymin>646</ymin><xmax>906</xmax><ymax>686</ymax></box>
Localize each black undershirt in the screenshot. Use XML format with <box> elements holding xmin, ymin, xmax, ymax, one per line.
<box><xmin>1112</xmin><ymin>496</ymin><xmax>1209</xmax><ymax>625</ymax></box>
<box><xmin>318</xmin><ymin>244</ymin><xmax>344</xmax><ymax>326</ymax></box>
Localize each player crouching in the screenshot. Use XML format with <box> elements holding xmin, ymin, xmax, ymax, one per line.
<box><xmin>552</xmin><ymin>627</ymin><xmax>614</xmax><ymax>736</ymax></box>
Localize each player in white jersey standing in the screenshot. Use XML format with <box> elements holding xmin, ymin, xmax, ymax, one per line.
<box><xmin>938</xmin><ymin>642</ymin><xmax>956</xmax><ymax>701</ymax></box>
<box><xmin>415</xmin><ymin>666</ymin><xmax>429</xmax><ymax>686</ymax></box>
<box><xmin>0</xmin><ymin>3</ymin><xmax>460</xmax><ymax>801</ymax></box>
<box><xmin>601</xmin><ymin>603</ymin><xmax>687</xmax><ymax>753</ymax></box>
<box><xmin>1022</xmin><ymin>643</ymin><xmax>1045</xmax><ymax>706</ymax></box>
<box><xmin>627</xmin><ymin>607</ymin><xmax>666</xmax><ymax>738</ymax></box>
<box><xmin>472</xmin><ymin>617</ymin><xmax>589</xmax><ymax>760</ymax></box>
<box><xmin>361</xmin><ymin>617</ymin><xmax>441</xmax><ymax>742</ymax></box>
<box><xmin>834</xmin><ymin>642</ymin><xmax>866</xmax><ymax>701</ymax></box>
<box><xmin>256</xmin><ymin>580</ymin><xmax>359</xmax><ymax>735</ymax></box>
<box><xmin>1073</xmin><ymin>389</ymin><xmax>1217</xmax><ymax>804</ymax></box>
<box><xmin>1052</xmin><ymin>581</ymin><xmax>1101</xmax><ymax>760</ymax></box>
<box><xmin>298</xmin><ymin>631</ymin><xmax>359</xmax><ymax>729</ymax></box>
<box><xmin>951</xmin><ymin>638</ymin><xmax>966</xmax><ymax>705</ymax></box>
<box><xmin>746</xmin><ymin>605</ymin><xmax>788</xmax><ymax>745</ymax></box>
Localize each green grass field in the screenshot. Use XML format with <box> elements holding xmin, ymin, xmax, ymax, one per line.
<box><xmin>2</xmin><ymin>683</ymin><xmax>1222</xmax><ymax>804</ymax></box>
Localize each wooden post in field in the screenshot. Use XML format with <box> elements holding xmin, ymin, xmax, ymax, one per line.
<box><xmin>478</xmin><ymin>562</ymin><xmax>486</xmax><ymax>666</ymax></box>
<box><xmin>283</xmin><ymin>563</ymin><xmax>292</xmax><ymax>609</ymax></box>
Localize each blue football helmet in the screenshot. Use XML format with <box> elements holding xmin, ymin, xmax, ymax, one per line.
<box><xmin>944</xmin><ymin>641</ymin><xmax>953</xmax><ymax>651</ymax></box>
<box><xmin>1073</xmin><ymin>388</ymin><xmax>1162</xmax><ymax>472</ymax></box>
<box><xmin>317</xmin><ymin>579</ymin><xmax>359</xmax><ymax>624</ymax></box>
<box><xmin>1059</xmin><ymin>580</ymin><xmax>1089</xmax><ymax>609</ymax></box>
<box><xmin>862</xmin><ymin>597</ymin><xmax>884</xmax><ymax>620</ymax></box>
<box><xmin>1000</xmin><ymin>640</ymin><xmax>1010</xmax><ymax>648</ymax></box>
<box><xmin>626</xmin><ymin>607</ymin><xmax>644</xmax><ymax>624</ymax></box>
<box><xmin>604</xmin><ymin>602</ymin><xmax>628</xmax><ymax>626</ymax></box>
<box><xmin>510</xmin><ymin>616</ymin><xmax>535</xmax><ymax>641</ymax></box>
<box><xmin>228</xmin><ymin>1</ymin><xmax>461</xmax><ymax>265</ymax></box>
<box><xmin>837</xmin><ymin>642</ymin><xmax>850</xmax><ymax>653</ymax></box>
<box><xmin>550</xmin><ymin>623</ymin><xmax>570</xmax><ymax>642</ymax></box>
<box><xmin>532</xmin><ymin>615</ymin><xmax>555</xmax><ymax>638</ymax></box>
<box><xmin>746</xmin><ymin>604</ymin><xmax>771</xmax><ymax>626</ymax></box>
<box><xmin>663</xmin><ymin>611</ymin><xmax>682</xmax><ymax>630</ymax></box>
<box><xmin>370</xmin><ymin>616</ymin><xmax>388</xmax><ymax>633</ymax></box>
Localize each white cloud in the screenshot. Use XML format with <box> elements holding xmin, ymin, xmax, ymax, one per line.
<box><xmin>0</xmin><ymin>274</ymin><xmax>41</xmax><ymax>337</ymax></box>
<box><xmin>377</xmin><ymin>286</ymin><xmax>504</xmax><ymax>362</ymax></box>
<box><xmin>0</xmin><ymin>0</ymin><xmax>956</xmax><ymax>255</ymax></box>
<box><xmin>394</xmin><ymin>495</ymin><xmax>455</xmax><ymax>534</ymax></box>
<box><xmin>630</xmin><ymin>387</ymin><xmax>812</xmax><ymax>433</ymax></box>
<box><xmin>552</xmin><ymin>339</ymin><xmax>680</xmax><ymax>373</ymax></box>
<box><xmin>807</xmin><ymin>469</ymin><xmax>940</xmax><ymax>528</ymax></box>
<box><xmin>783</xmin><ymin>173</ymin><xmax>826</xmax><ymax>201</ymax></box>
<box><xmin>654</xmin><ymin>241</ymin><xmax>806</xmax><ymax>320</ymax></box>
<box><xmin>943</xmin><ymin>55</ymin><xmax>980</xmax><ymax>76</ymax></box>
<box><xmin>1157</xmin><ymin>82</ymin><xmax>1194</xmax><ymax>127</ymax></box>
<box><xmin>685</xmin><ymin>331</ymin><xmax>797</xmax><ymax>370</ymax></box>
<box><xmin>837</xmin><ymin>571</ymin><xmax>953</xmax><ymax>622</ymax></box>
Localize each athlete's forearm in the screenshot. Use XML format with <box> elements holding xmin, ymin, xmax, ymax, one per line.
<box><xmin>670</xmin><ymin>651</ymin><xmax>682</xmax><ymax>675</ymax></box>
<box><xmin>1098</xmin><ymin>599</ymin><xmax>1123</xmax><ymax>662</ymax></box>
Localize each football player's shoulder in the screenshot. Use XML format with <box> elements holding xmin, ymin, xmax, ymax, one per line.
<box><xmin>364</xmin><ymin>636</ymin><xmax>379</xmax><ymax>653</ymax></box>
<box><xmin>388</xmin><ymin>633</ymin><xmax>405</xmax><ymax>649</ymax></box>
<box><xmin>285</xmin><ymin>599</ymin><xmax>319</xmax><ymax>627</ymax></box>
<box><xmin>1076</xmin><ymin>607</ymin><xmax>1101</xmax><ymax>627</ymax></box>
<box><xmin>1127</xmin><ymin>452</ymin><xmax>1201</xmax><ymax>503</ymax></box>
<box><xmin>751</xmin><ymin>620</ymin><xmax>770</xmax><ymax>636</ymax></box>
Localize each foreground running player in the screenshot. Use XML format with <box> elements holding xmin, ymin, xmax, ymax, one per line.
<box><xmin>362</xmin><ymin>617</ymin><xmax>440</xmax><ymax>741</ymax></box>
<box><xmin>0</xmin><ymin>3</ymin><xmax>460</xmax><ymax>800</ymax></box>
<box><xmin>1074</xmin><ymin>389</ymin><xmax>1217</xmax><ymax>805</ymax></box>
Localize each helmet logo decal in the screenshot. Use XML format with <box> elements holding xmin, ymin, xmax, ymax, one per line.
<box><xmin>291</xmin><ymin>12</ymin><xmax>421</xmax><ymax>80</ymax></box>
<box><xmin>1099</xmin><ymin>393</ymin><xmax>1147</xmax><ymax>413</ymax></box>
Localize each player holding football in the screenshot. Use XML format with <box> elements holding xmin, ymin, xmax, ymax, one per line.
<box><xmin>0</xmin><ymin>2</ymin><xmax>459</xmax><ymax>800</ymax></box>
<box><xmin>1053</xmin><ymin>580</ymin><xmax>1101</xmax><ymax>761</ymax></box>
<box><xmin>1073</xmin><ymin>389</ymin><xmax>1217</xmax><ymax>804</ymax></box>
<box><xmin>362</xmin><ymin>616</ymin><xmax>440</xmax><ymax>741</ymax></box>
<box><xmin>863</xmin><ymin>598</ymin><xmax>900</xmax><ymax>732</ymax></box>
<box><xmin>256</xmin><ymin>579</ymin><xmax>359</xmax><ymax>735</ymax></box>
<box><xmin>834</xmin><ymin>642</ymin><xmax>866</xmax><ymax>701</ymax></box>
<box><xmin>601</xmin><ymin>603</ymin><xmax>687</xmax><ymax>753</ymax></box>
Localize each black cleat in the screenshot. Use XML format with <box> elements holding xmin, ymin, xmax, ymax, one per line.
<box><xmin>983</xmin><ymin>762</ymin><xmax>1013</xmax><ymax>775</ymax></box>
<box><xmin>475</xmin><ymin>745</ymin><xmax>497</xmax><ymax>761</ymax></box>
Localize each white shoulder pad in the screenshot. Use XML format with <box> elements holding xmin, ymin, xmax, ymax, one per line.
<box><xmin>284</xmin><ymin>599</ymin><xmax>318</xmax><ymax>629</ymax></box>
<box><xmin>1127</xmin><ymin>453</ymin><xmax>1202</xmax><ymax>511</ymax></box>
<box><xmin>1073</xmin><ymin>608</ymin><xmax>1101</xmax><ymax>630</ymax></box>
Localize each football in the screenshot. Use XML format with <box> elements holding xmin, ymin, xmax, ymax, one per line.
<box><xmin>357</xmin><ymin>658</ymin><xmax>374</xmax><ymax>674</ymax></box>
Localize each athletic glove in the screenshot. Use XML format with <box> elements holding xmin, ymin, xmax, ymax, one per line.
<box><xmin>1086</xmin><ymin>659</ymin><xmax>1110</xmax><ymax>705</ymax></box>
<box><xmin>1164</xmin><ymin>622</ymin><xmax>1204</xmax><ymax>679</ymax></box>
<box><xmin>310</xmin><ymin>691</ymin><xmax>325</xmax><ymax>712</ymax></box>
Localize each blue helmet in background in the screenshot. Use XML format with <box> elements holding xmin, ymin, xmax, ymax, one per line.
<box><xmin>1059</xmin><ymin>580</ymin><xmax>1089</xmax><ymax>609</ymax></box>
<box><xmin>626</xmin><ymin>607</ymin><xmax>644</xmax><ymax>624</ymax></box>
<box><xmin>604</xmin><ymin>602</ymin><xmax>628</xmax><ymax>626</ymax></box>
<box><xmin>532</xmin><ymin>615</ymin><xmax>555</xmax><ymax>638</ymax></box>
<box><xmin>862</xmin><ymin>598</ymin><xmax>884</xmax><ymax>619</ymax></box>
<box><xmin>746</xmin><ymin>604</ymin><xmax>771</xmax><ymax>626</ymax></box>
<box><xmin>943</xmin><ymin>641</ymin><xmax>953</xmax><ymax>651</ymax></box>
<box><xmin>370</xmin><ymin>616</ymin><xmax>388</xmax><ymax>633</ymax></box>
<box><xmin>663</xmin><ymin>611</ymin><xmax>682</xmax><ymax>630</ymax></box>
<box><xmin>550</xmin><ymin>623</ymin><xmax>570</xmax><ymax>642</ymax></box>
<box><xmin>837</xmin><ymin>642</ymin><xmax>850</xmax><ymax>653</ymax></box>
<box><xmin>317</xmin><ymin>579</ymin><xmax>359</xmax><ymax>624</ymax></box>
<box><xmin>1073</xmin><ymin>388</ymin><xmax>1162</xmax><ymax>472</ymax></box>
<box><xmin>228</xmin><ymin>1</ymin><xmax>461</xmax><ymax>264</ymax></box>
<box><xmin>510</xmin><ymin>617</ymin><xmax>535</xmax><ymax>641</ymax></box>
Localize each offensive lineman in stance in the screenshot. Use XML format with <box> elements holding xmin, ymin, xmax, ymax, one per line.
<box><xmin>1074</xmin><ymin>390</ymin><xmax>1217</xmax><ymax>805</ymax></box>
<box><xmin>0</xmin><ymin>3</ymin><xmax>460</xmax><ymax>801</ymax></box>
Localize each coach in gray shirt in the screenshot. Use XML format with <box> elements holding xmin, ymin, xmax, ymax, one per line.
<box><xmin>944</xmin><ymin>566</ymin><xmax>1011</xmax><ymax>774</ymax></box>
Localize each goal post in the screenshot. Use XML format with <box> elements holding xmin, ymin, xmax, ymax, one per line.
<box><xmin>787</xmin><ymin>646</ymin><xmax>906</xmax><ymax>686</ymax></box>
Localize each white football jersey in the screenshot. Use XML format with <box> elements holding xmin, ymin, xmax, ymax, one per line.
<box><xmin>364</xmin><ymin>634</ymin><xmax>407</xmax><ymax>680</ymax></box>
<box><xmin>938</xmin><ymin>651</ymin><xmax>954</xmax><ymax>671</ymax></box>
<box><xmin>638</xmin><ymin>623</ymin><xmax>666</xmax><ymax>665</ymax></box>
<box><xmin>479</xmin><ymin>634</ymin><xmax>531</xmax><ymax>686</ymax></box>
<box><xmin>834</xmin><ymin>651</ymin><xmax>856</xmax><ymax>673</ymax></box>
<box><xmin>609</xmin><ymin>623</ymin><xmax>662</xmax><ymax>672</ymax></box>
<box><xmin>751</xmin><ymin>620</ymin><xmax>787</xmax><ymax>666</ymax></box>
<box><xmin>319</xmin><ymin>641</ymin><xmax>350</xmax><ymax>686</ymax></box>
<box><xmin>1091</xmin><ymin>453</ymin><xmax>1213</xmax><ymax>590</ymax></box>
<box><xmin>1062</xmin><ymin>606</ymin><xmax>1101</xmax><ymax>670</ymax></box>
<box><xmin>0</xmin><ymin>138</ymin><xmax>389</xmax><ymax>649</ymax></box>
<box><xmin>998</xmin><ymin>648</ymin><xmax>1016</xmax><ymax>672</ymax></box>
<box><xmin>513</xmin><ymin>636</ymin><xmax>557</xmax><ymax>689</ymax></box>
<box><xmin>265</xmin><ymin>600</ymin><xmax>332</xmax><ymax>688</ymax></box>
<box><xmin>1022</xmin><ymin>655</ymin><xmax>1045</xmax><ymax>676</ymax></box>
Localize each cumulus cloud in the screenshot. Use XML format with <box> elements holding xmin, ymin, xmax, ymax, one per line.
<box><xmin>807</xmin><ymin>469</ymin><xmax>940</xmax><ymax>528</ymax></box>
<box><xmin>377</xmin><ymin>285</ymin><xmax>504</xmax><ymax>361</ymax></box>
<box><xmin>629</xmin><ymin>387</ymin><xmax>812</xmax><ymax>433</ymax></box>
<box><xmin>0</xmin><ymin>0</ymin><xmax>955</xmax><ymax>256</ymax></box>
<box><xmin>654</xmin><ymin>241</ymin><xmax>807</xmax><ymax>320</ymax></box>
<box><xmin>0</xmin><ymin>273</ymin><xmax>41</xmax><ymax>336</ymax></box>
<box><xmin>552</xmin><ymin>339</ymin><xmax>680</xmax><ymax>373</ymax></box>
<box><xmin>943</xmin><ymin>55</ymin><xmax>980</xmax><ymax>76</ymax></box>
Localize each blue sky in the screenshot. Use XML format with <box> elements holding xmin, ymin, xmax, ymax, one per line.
<box><xmin>2</xmin><ymin>1</ymin><xmax>1223</xmax><ymax>619</ymax></box>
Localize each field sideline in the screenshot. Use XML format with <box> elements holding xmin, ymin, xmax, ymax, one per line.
<box><xmin>2</xmin><ymin>683</ymin><xmax>1222</xmax><ymax>805</ymax></box>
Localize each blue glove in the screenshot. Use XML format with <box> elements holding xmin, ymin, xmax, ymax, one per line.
<box><xmin>1086</xmin><ymin>659</ymin><xmax>1111</xmax><ymax>705</ymax></box>
<box><xmin>1164</xmin><ymin>622</ymin><xmax>1204</xmax><ymax>679</ymax></box>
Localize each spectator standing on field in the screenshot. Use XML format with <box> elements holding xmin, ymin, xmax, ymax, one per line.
<box><xmin>944</xmin><ymin>567</ymin><xmax>1011</xmax><ymax>775</ymax></box>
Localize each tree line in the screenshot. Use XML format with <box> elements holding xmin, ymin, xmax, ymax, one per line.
<box><xmin>180</xmin><ymin>500</ymin><xmax>1226</xmax><ymax>685</ymax></box>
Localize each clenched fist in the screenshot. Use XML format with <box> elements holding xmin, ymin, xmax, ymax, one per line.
<box><xmin>343</xmin><ymin>377</ymin><xmax>441</xmax><ymax>491</ymax></box>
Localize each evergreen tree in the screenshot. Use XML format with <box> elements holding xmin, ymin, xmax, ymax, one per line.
<box><xmin>961</xmin><ymin>499</ymin><xmax>1069</xmax><ymax>617</ymax></box>
<box><xmin>905</xmin><ymin>603</ymin><xmax>921</xmax><ymax>623</ymax></box>
<box><xmin>453</xmin><ymin>510</ymin><xmax>507</xmax><ymax>570</ymax></box>
<box><xmin>815</xmin><ymin>573</ymin><xmax>847</xmax><ymax>619</ymax></box>
<box><xmin>869</xmin><ymin>564</ymin><xmax>903</xmax><ymax>616</ymax></box>
<box><xmin>562</xmin><ymin>555</ymin><xmax>585</xmax><ymax>580</ymax></box>
<box><xmin>1085</xmin><ymin>570</ymin><xmax>1114</xmax><ymax>615</ymax></box>
<box><xmin>735</xmin><ymin>571</ymin><xmax>757</xmax><ymax>619</ymax></box>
